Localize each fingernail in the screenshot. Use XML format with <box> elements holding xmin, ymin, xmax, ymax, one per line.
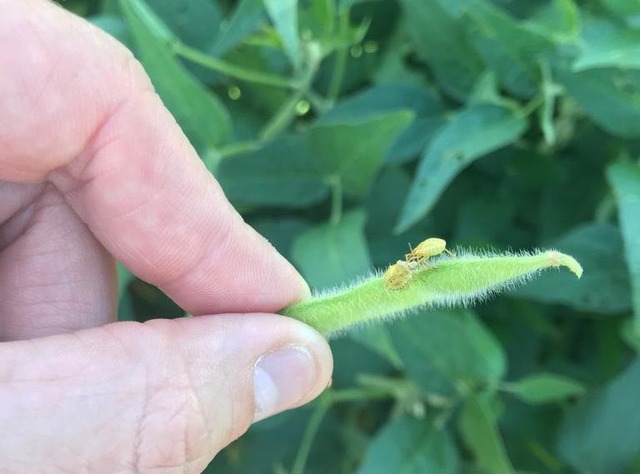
<box><xmin>253</xmin><ymin>346</ymin><xmax>317</xmax><ymax>421</ymax></box>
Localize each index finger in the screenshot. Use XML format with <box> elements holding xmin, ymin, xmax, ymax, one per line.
<box><xmin>0</xmin><ymin>0</ymin><xmax>309</xmax><ymax>315</ymax></box>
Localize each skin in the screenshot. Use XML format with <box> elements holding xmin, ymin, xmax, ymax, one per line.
<box><xmin>0</xmin><ymin>1</ymin><xmax>332</xmax><ymax>472</ymax></box>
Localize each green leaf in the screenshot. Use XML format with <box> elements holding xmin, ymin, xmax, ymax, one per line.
<box><xmin>463</xmin><ymin>1</ymin><xmax>554</xmax><ymax>97</ymax></box>
<box><xmin>291</xmin><ymin>210</ymin><xmax>371</xmax><ymax>291</ymax></box>
<box><xmin>599</xmin><ymin>0</ymin><xmax>640</xmax><ymax>17</ymax></box>
<box><xmin>506</xmin><ymin>373</ymin><xmax>586</xmax><ymax>405</ymax></box>
<box><xmin>337</xmin><ymin>0</ymin><xmax>355</xmax><ymax>11</ymax></box>
<box><xmin>454</xmin><ymin>193</ymin><xmax>516</xmax><ymax>243</ymax></box>
<box><xmin>621</xmin><ymin>318</ymin><xmax>640</xmax><ymax>352</ymax></box>
<box><xmin>309</xmin><ymin>110</ymin><xmax>414</xmax><ymax>198</ymax></box>
<box><xmin>117</xmin><ymin>291</ymin><xmax>136</xmax><ymax>322</ymax></box>
<box><xmin>310</xmin><ymin>13</ymin><xmax>368</xmax><ymax>55</ymax></box>
<box><xmin>555</xmin><ymin>66</ymin><xmax>640</xmax><ymax>138</ymax></box>
<box><xmin>90</xmin><ymin>14</ymin><xmax>132</xmax><ymax>48</ymax></box>
<box><xmin>357</xmin><ymin>417</ymin><xmax>459</xmax><ymax>474</ymax></box>
<box><xmin>397</xmin><ymin>104</ymin><xmax>527</xmax><ymax>232</ymax></box>
<box><xmin>400</xmin><ymin>0</ymin><xmax>484</xmax><ymax>101</ymax></box>
<box><xmin>211</xmin><ymin>0</ymin><xmax>266</xmax><ymax>56</ymax></box>
<box><xmin>251</xmin><ymin>217</ymin><xmax>310</xmax><ymax>258</ymax></box>
<box><xmin>373</xmin><ymin>33</ymin><xmax>429</xmax><ymax>88</ymax></box>
<box><xmin>315</xmin><ymin>86</ymin><xmax>436</xmax><ymax>123</ymax></box>
<box><xmin>318</xmin><ymin>84</ymin><xmax>446</xmax><ymax>164</ymax></box>
<box><xmin>365</xmin><ymin>168</ymin><xmax>413</xmax><ymax>238</ymax></box>
<box><xmin>146</xmin><ymin>0</ymin><xmax>222</xmax><ymax>82</ymax></box>
<box><xmin>298</xmin><ymin>0</ymin><xmax>335</xmax><ymax>42</ymax></box>
<box><xmin>573</xmin><ymin>16</ymin><xmax>640</xmax><ymax>71</ymax></box>
<box><xmin>607</xmin><ymin>162</ymin><xmax>640</xmax><ymax>328</ymax></box>
<box><xmin>467</xmin><ymin>71</ymin><xmax>507</xmax><ymax>106</ymax></box>
<box><xmin>514</xmin><ymin>223</ymin><xmax>632</xmax><ymax>313</ymax></box>
<box><xmin>432</xmin><ymin>0</ymin><xmax>466</xmax><ymax>16</ymax></box>
<box><xmin>459</xmin><ymin>393</ymin><xmax>515</xmax><ymax>474</ymax></box>
<box><xmin>117</xmin><ymin>263</ymin><xmax>136</xmax><ymax>321</ymax></box>
<box><xmin>117</xmin><ymin>262</ymin><xmax>135</xmax><ymax>295</ymax></box>
<box><xmin>524</xmin><ymin>0</ymin><xmax>580</xmax><ymax>43</ymax></box>
<box><xmin>216</xmin><ymin>134</ymin><xmax>329</xmax><ymax>208</ymax></box>
<box><xmin>390</xmin><ymin>309</ymin><xmax>506</xmax><ymax>397</ymax></box>
<box><xmin>557</xmin><ymin>359</ymin><xmax>640</xmax><ymax>474</ymax></box>
<box><xmin>263</xmin><ymin>0</ymin><xmax>301</xmax><ymax>70</ymax></box>
<box><xmin>120</xmin><ymin>0</ymin><xmax>231</xmax><ymax>158</ymax></box>
<box><xmin>536</xmin><ymin>150</ymin><xmax>608</xmax><ymax>238</ymax></box>
<box><xmin>148</xmin><ymin>0</ymin><xmax>221</xmax><ymax>52</ymax></box>
<box><xmin>349</xmin><ymin>324</ymin><xmax>402</xmax><ymax>369</ymax></box>
<box><xmin>330</xmin><ymin>338</ymin><xmax>397</xmax><ymax>389</ymax></box>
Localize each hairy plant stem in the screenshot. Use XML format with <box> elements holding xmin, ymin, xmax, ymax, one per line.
<box><xmin>283</xmin><ymin>250</ymin><xmax>582</xmax><ymax>338</ymax></box>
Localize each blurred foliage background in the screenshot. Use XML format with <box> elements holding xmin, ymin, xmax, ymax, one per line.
<box><xmin>64</xmin><ymin>0</ymin><xmax>640</xmax><ymax>472</ymax></box>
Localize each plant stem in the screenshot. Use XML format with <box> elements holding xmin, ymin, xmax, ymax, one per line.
<box><xmin>259</xmin><ymin>90</ymin><xmax>307</xmax><ymax>141</ymax></box>
<box><xmin>538</xmin><ymin>58</ymin><xmax>559</xmax><ymax>146</ymax></box>
<box><xmin>217</xmin><ymin>140</ymin><xmax>260</xmax><ymax>159</ymax></box>
<box><xmin>306</xmin><ymin>89</ymin><xmax>333</xmax><ymax>115</ymax></box>
<box><xmin>258</xmin><ymin>44</ymin><xmax>321</xmax><ymax>141</ymax></box>
<box><xmin>327</xmin><ymin>10</ymin><xmax>351</xmax><ymax>102</ymax></box>
<box><xmin>290</xmin><ymin>386</ymin><xmax>392</xmax><ymax>474</ymax></box>
<box><xmin>521</xmin><ymin>94</ymin><xmax>545</xmax><ymax>118</ymax></box>
<box><xmin>290</xmin><ymin>394</ymin><xmax>331</xmax><ymax>474</ymax></box>
<box><xmin>330</xmin><ymin>387</ymin><xmax>394</xmax><ymax>403</ymax></box>
<box><xmin>172</xmin><ymin>42</ymin><xmax>298</xmax><ymax>89</ymax></box>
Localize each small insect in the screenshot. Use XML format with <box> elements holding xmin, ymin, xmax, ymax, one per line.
<box><xmin>405</xmin><ymin>237</ymin><xmax>453</xmax><ymax>266</ymax></box>
<box><xmin>384</xmin><ymin>260</ymin><xmax>413</xmax><ymax>290</ymax></box>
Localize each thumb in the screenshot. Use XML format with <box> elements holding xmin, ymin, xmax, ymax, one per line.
<box><xmin>0</xmin><ymin>314</ymin><xmax>332</xmax><ymax>472</ymax></box>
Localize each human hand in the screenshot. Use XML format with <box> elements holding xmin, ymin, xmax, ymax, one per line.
<box><xmin>0</xmin><ymin>1</ymin><xmax>332</xmax><ymax>472</ymax></box>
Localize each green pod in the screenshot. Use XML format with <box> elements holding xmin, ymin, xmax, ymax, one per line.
<box><xmin>283</xmin><ymin>250</ymin><xmax>582</xmax><ymax>337</ymax></box>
